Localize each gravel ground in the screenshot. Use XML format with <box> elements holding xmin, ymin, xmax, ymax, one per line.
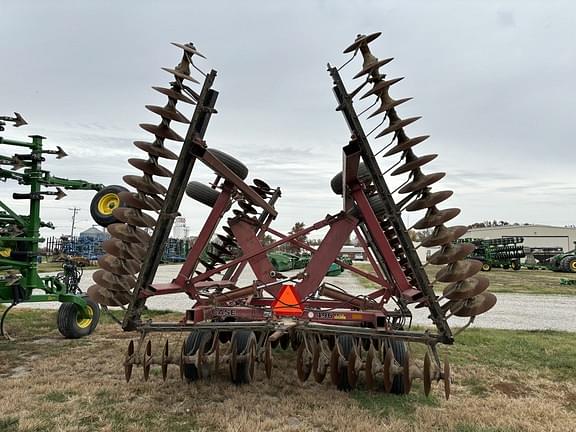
<box><xmin>23</xmin><ymin>264</ymin><xmax>576</xmax><ymax>332</ymax></box>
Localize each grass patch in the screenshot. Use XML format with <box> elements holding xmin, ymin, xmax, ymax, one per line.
<box><xmin>454</xmin><ymin>425</ymin><xmax>520</xmax><ymax>432</ymax></box>
<box><xmin>352</xmin><ymin>262</ymin><xmax>576</xmax><ymax>295</ymax></box>
<box><xmin>0</xmin><ymin>417</ymin><xmax>19</xmax><ymax>432</ymax></box>
<box><xmin>352</xmin><ymin>390</ymin><xmax>439</xmax><ymax>419</ymax></box>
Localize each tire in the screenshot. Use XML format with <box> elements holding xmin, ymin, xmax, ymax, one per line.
<box><xmin>481</xmin><ymin>262</ymin><xmax>492</xmax><ymax>272</ymax></box>
<box><xmin>230</xmin><ymin>330</ymin><xmax>257</xmax><ymax>385</ymax></box>
<box><xmin>511</xmin><ymin>260</ymin><xmax>521</xmax><ymax>271</ymax></box>
<box><xmin>209</xmin><ymin>149</ymin><xmax>249</xmax><ymax>180</ymax></box>
<box><xmin>389</xmin><ymin>339</ymin><xmax>407</xmax><ymax>395</ymax></box>
<box><xmin>57</xmin><ymin>296</ymin><xmax>100</xmax><ymax>339</ymax></box>
<box><xmin>330</xmin><ymin>163</ymin><xmax>372</xmax><ymax>195</ymax></box>
<box><xmin>90</xmin><ymin>185</ymin><xmax>128</xmax><ymax>227</ymax></box>
<box><xmin>335</xmin><ymin>335</ymin><xmax>354</xmax><ymax>391</ymax></box>
<box><xmin>185</xmin><ymin>181</ymin><xmax>220</xmax><ymax>207</ymax></box>
<box><xmin>350</xmin><ymin>194</ymin><xmax>387</xmax><ymax>219</ymax></box>
<box><xmin>183</xmin><ymin>330</ymin><xmax>212</xmax><ymax>382</ymax></box>
<box><xmin>561</xmin><ymin>256</ymin><xmax>576</xmax><ymax>273</ymax></box>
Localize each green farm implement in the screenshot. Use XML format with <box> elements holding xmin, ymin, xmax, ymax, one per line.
<box><xmin>457</xmin><ymin>237</ymin><xmax>525</xmax><ymax>271</ymax></box>
<box><xmin>0</xmin><ymin>114</ymin><xmax>124</xmax><ymax>338</ymax></box>
<box><xmin>548</xmin><ymin>242</ymin><xmax>576</xmax><ymax>273</ymax></box>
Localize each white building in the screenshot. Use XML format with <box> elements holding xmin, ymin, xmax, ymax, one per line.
<box><xmin>462</xmin><ymin>224</ymin><xmax>576</xmax><ymax>252</ymax></box>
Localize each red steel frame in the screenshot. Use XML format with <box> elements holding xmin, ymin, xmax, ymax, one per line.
<box><xmin>137</xmin><ymin>144</ymin><xmax>421</xmax><ymax>329</ymax></box>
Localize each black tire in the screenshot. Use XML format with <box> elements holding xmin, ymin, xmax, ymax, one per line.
<box><xmin>183</xmin><ymin>330</ymin><xmax>213</xmax><ymax>382</ymax></box>
<box><xmin>185</xmin><ymin>181</ymin><xmax>221</xmax><ymax>207</ymax></box>
<box><xmin>336</xmin><ymin>335</ymin><xmax>354</xmax><ymax>391</ymax></box>
<box><xmin>561</xmin><ymin>256</ymin><xmax>576</xmax><ymax>273</ymax></box>
<box><xmin>330</xmin><ymin>163</ymin><xmax>372</xmax><ymax>195</ymax></box>
<box><xmin>511</xmin><ymin>260</ymin><xmax>522</xmax><ymax>271</ymax></box>
<box><xmin>57</xmin><ymin>296</ymin><xmax>100</xmax><ymax>339</ymax></box>
<box><xmin>209</xmin><ymin>149</ymin><xmax>249</xmax><ymax>180</ymax></box>
<box><xmin>90</xmin><ymin>185</ymin><xmax>128</xmax><ymax>227</ymax></box>
<box><xmin>389</xmin><ymin>339</ymin><xmax>407</xmax><ymax>395</ymax></box>
<box><xmin>230</xmin><ymin>330</ymin><xmax>257</xmax><ymax>385</ymax></box>
<box><xmin>350</xmin><ymin>194</ymin><xmax>387</xmax><ymax>219</ymax></box>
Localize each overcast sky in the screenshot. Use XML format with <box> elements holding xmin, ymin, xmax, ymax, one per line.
<box><xmin>1</xmin><ymin>0</ymin><xmax>574</xmax><ymax>240</ymax></box>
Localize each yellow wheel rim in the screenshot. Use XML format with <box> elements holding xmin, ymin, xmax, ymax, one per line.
<box><xmin>97</xmin><ymin>193</ymin><xmax>120</xmax><ymax>216</ymax></box>
<box><xmin>571</xmin><ymin>260</ymin><xmax>576</xmax><ymax>271</ymax></box>
<box><xmin>77</xmin><ymin>304</ymin><xmax>94</xmax><ymax>329</ymax></box>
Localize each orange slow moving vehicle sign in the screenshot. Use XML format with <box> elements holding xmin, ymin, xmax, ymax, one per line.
<box><xmin>272</xmin><ymin>284</ymin><xmax>303</xmax><ymax>316</ymax></box>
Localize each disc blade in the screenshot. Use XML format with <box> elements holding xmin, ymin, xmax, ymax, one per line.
<box><xmin>343</xmin><ymin>32</ymin><xmax>382</xmax><ymax>53</ymax></box>
<box><xmin>361</xmin><ymin>77</ymin><xmax>403</xmax><ymax>99</ymax></box>
<box><xmin>436</xmin><ymin>259</ymin><xmax>483</xmax><ymax>283</ymax></box>
<box><xmin>92</xmin><ymin>269</ymin><xmax>136</xmax><ymax>291</ymax></box>
<box><xmin>443</xmin><ymin>275</ymin><xmax>490</xmax><ymax>300</ymax></box>
<box><xmin>368</xmin><ymin>97</ymin><xmax>412</xmax><ymax>119</ymax></box>
<box><xmin>108</xmin><ymin>223</ymin><xmax>151</xmax><ymax>244</ymax></box>
<box><xmin>238</xmin><ymin>201</ymin><xmax>258</xmax><ymax>215</ymax></box>
<box><xmin>98</xmin><ymin>254</ymin><xmax>141</xmax><ymax>276</ymax></box>
<box><xmin>421</xmin><ymin>225</ymin><xmax>468</xmax><ymax>248</ymax></box>
<box><xmin>253</xmin><ymin>179</ymin><xmax>271</xmax><ymax>191</ymax></box>
<box><xmin>391</xmin><ymin>154</ymin><xmax>438</xmax><ymax>176</ymax></box>
<box><xmin>161</xmin><ymin>67</ymin><xmax>200</xmax><ymax>84</ymax></box>
<box><xmin>140</xmin><ymin>123</ymin><xmax>184</xmax><ymax>142</ymax></box>
<box><xmin>87</xmin><ymin>284</ymin><xmax>132</xmax><ymax>306</ymax></box>
<box><xmin>375</xmin><ymin>117</ymin><xmax>421</xmax><ymax>139</ymax></box>
<box><xmin>384</xmin><ymin>135</ymin><xmax>430</xmax><ymax>157</ymax></box>
<box><xmin>118</xmin><ymin>191</ymin><xmax>155</xmax><ymax>211</ymax></box>
<box><xmin>112</xmin><ymin>207</ymin><xmax>156</xmax><ymax>228</ymax></box>
<box><xmin>123</xmin><ymin>175</ymin><xmax>167</xmax><ymax>195</ymax></box>
<box><xmin>171</xmin><ymin>42</ymin><xmax>207</xmax><ymax>58</ymax></box>
<box><xmin>406</xmin><ymin>190</ymin><xmax>453</xmax><ymax>212</ymax></box>
<box><xmin>450</xmin><ymin>291</ymin><xmax>497</xmax><ymax>317</ymax></box>
<box><xmin>354</xmin><ymin>57</ymin><xmax>394</xmax><ymax>79</ymax></box>
<box><xmin>428</xmin><ymin>242</ymin><xmax>475</xmax><ymax>265</ymax></box>
<box><xmin>134</xmin><ymin>141</ymin><xmax>179</xmax><ymax>160</ymax></box>
<box><xmin>398</xmin><ymin>172</ymin><xmax>446</xmax><ymax>194</ymax></box>
<box><xmin>145</xmin><ymin>105</ymin><xmax>189</xmax><ymax>123</ymax></box>
<box><xmin>128</xmin><ymin>158</ymin><xmax>173</xmax><ymax>178</ymax></box>
<box><xmin>413</xmin><ymin>207</ymin><xmax>461</xmax><ymax>230</ymax></box>
<box><xmin>152</xmin><ymin>86</ymin><xmax>195</xmax><ymax>104</ymax></box>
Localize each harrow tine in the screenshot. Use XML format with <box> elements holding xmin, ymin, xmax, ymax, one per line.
<box><xmin>124</xmin><ymin>340</ymin><xmax>135</xmax><ymax>382</ymax></box>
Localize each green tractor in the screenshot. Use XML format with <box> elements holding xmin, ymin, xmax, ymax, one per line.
<box><xmin>548</xmin><ymin>242</ymin><xmax>576</xmax><ymax>273</ymax></box>
<box><xmin>0</xmin><ymin>113</ymin><xmax>125</xmax><ymax>338</ymax></box>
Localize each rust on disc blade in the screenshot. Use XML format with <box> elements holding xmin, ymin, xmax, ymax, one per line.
<box><xmin>361</xmin><ymin>77</ymin><xmax>404</xmax><ymax>99</ymax></box>
<box><xmin>391</xmin><ymin>154</ymin><xmax>438</xmax><ymax>176</ymax></box>
<box><xmin>428</xmin><ymin>242</ymin><xmax>475</xmax><ymax>265</ymax></box>
<box><xmin>140</xmin><ymin>123</ymin><xmax>184</xmax><ymax>142</ymax></box>
<box><xmin>406</xmin><ymin>190</ymin><xmax>453</xmax><ymax>212</ymax></box>
<box><xmin>98</xmin><ymin>254</ymin><xmax>141</xmax><ymax>276</ymax></box>
<box><xmin>133</xmin><ymin>141</ymin><xmax>179</xmax><ymax>160</ymax></box>
<box><xmin>87</xmin><ymin>284</ymin><xmax>132</xmax><ymax>306</ymax></box>
<box><xmin>443</xmin><ymin>275</ymin><xmax>490</xmax><ymax>301</ymax></box>
<box><xmin>145</xmin><ymin>105</ymin><xmax>189</xmax><ymax>123</ymax></box>
<box><xmin>152</xmin><ymin>86</ymin><xmax>195</xmax><ymax>104</ymax></box>
<box><xmin>450</xmin><ymin>291</ymin><xmax>497</xmax><ymax>317</ymax></box>
<box><xmin>171</xmin><ymin>42</ymin><xmax>207</xmax><ymax>59</ymax></box>
<box><xmin>112</xmin><ymin>207</ymin><xmax>156</xmax><ymax>228</ymax></box>
<box><xmin>398</xmin><ymin>172</ymin><xmax>446</xmax><ymax>194</ymax></box>
<box><xmin>118</xmin><ymin>191</ymin><xmax>156</xmax><ymax>211</ymax></box>
<box><xmin>368</xmin><ymin>97</ymin><xmax>412</xmax><ymax>119</ymax></box>
<box><xmin>92</xmin><ymin>269</ymin><xmax>135</xmax><ymax>291</ymax></box>
<box><xmin>421</xmin><ymin>225</ymin><xmax>468</xmax><ymax>247</ymax></box>
<box><xmin>413</xmin><ymin>207</ymin><xmax>461</xmax><ymax>230</ymax></box>
<box><xmin>108</xmin><ymin>223</ymin><xmax>151</xmax><ymax>244</ymax></box>
<box><xmin>128</xmin><ymin>158</ymin><xmax>173</xmax><ymax>178</ymax></box>
<box><xmin>123</xmin><ymin>175</ymin><xmax>167</xmax><ymax>195</ymax></box>
<box><xmin>161</xmin><ymin>67</ymin><xmax>200</xmax><ymax>84</ymax></box>
<box><xmin>343</xmin><ymin>32</ymin><xmax>382</xmax><ymax>53</ymax></box>
<box><xmin>384</xmin><ymin>135</ymin><xmax>430</xmax><ymax>157</ymax></box>
<box><xmin>436</xmin><ymin>259</ymin><xmax>483</xmax><ymax>283</ymax></box>
<box><xmin>375</xmin><ymin>116</ymin><xmax>421</xmax><ymax>139</ymax></box>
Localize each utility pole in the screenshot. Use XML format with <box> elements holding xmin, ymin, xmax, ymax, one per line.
<box><xmin>69</xmin><ymin>207</ymin><xmax>80</xmax><ymax>238</ymax></box>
